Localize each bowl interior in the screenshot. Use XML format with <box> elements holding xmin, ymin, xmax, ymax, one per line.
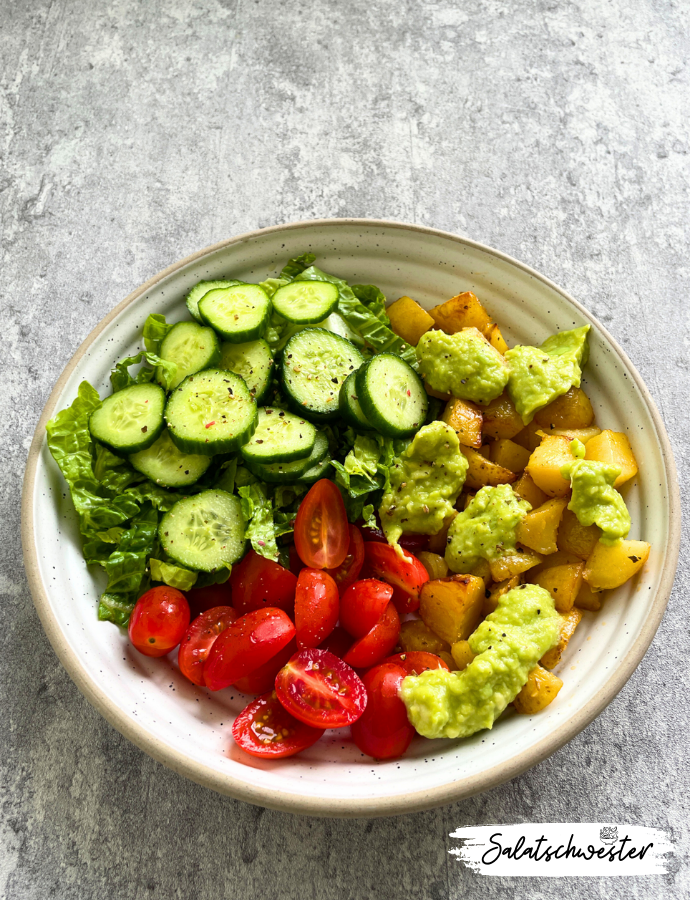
<box><xmin>26</xmin><ymin>221</ymin><xmax>676</xmax><ymax>815</ymax></box>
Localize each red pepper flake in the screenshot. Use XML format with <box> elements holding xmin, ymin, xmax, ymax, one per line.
<box><xmin>205</xmin><ymin>421</ymin><xmax>216</xmax><ymax>428</ymax></box>
<box><xmin>407</xmin><ymin>389</ymin><xmax>411</xmax><ymax>396</ymax></box>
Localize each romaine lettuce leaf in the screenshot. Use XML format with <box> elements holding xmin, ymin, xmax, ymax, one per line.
<box><xmin>149</xmin><ymin>558</ymin><xmax>198</xmax><ymax>591</ymax></box>
<box><xmin>351</xmin><ymin>284</ymin><xmax>390</xmax><ymax>325</ymax></box>
<box><xmin>142</xmin><ymin>313</ymin><xmax>174</xmax><ymax>354</ymax></box>
<box><xmin>110</xmin><ymin>349</ymin><xmax>178</xmax><ymax>392</ymax></box>
<box><xmin>238</xmin><ymin>483</ymin><xmax>279</xmax><ymax>561</ymax></box>
<box><xmin>280</xmin><ymin>253</ymin><xmax>317</xmax><ymax>281</ymax></box>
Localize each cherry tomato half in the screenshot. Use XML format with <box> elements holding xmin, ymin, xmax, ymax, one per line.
<box><xmin>363</xmin><ymin>542</ymin><xmax>429</xmax><ymax>614</ymax></box>
<box><xmin>343</xmin><ymin>602</ymin><xmax>400</xmax><ymax>669</ymax></box>
<box><xmin>351</xmin><ymin>663</ymin><xmax>415</xmax><ymax>760</ymax></box>
<box><xmin>325</xmin><ymin>524</ymin><xmax>364</xmax><ymax>592</ymax></box>
<box><xmin>339</xmin><ymin>579</ymin><xmax>393</xmax><ymax>639</ymax></box>
<box><xmin>230</xmin><ymin>550</ymin><xmax>297</xmax><ymax>616</ymax></box>
<box><xmin>185</xmin><ymin>582</ymin><xmax>232</xmax><ymax>620</ymax></box>
<box><xmin>275</xmin><ymin>649</ymin><xmax>367</xmax><ymax>728</ymax></box>
<box><xmin>318</xmin><ymin>626</ymin><xmax>354</xmax><ymax>660</ymax></box>
<box><xmin>204</xmin><ymin>608</ymin><xmax>295</xmax><ymax>691</ymax></box>
<box><xmin>381</xmin><ymin>651</ymin><xmax>450</xmax><ymax>676</ymax></box>
<box><xmin>128</xmin><ymin>586</ymin><xmax>190</xmax><ymax>658</ymax></box>
<box><xmin>233</xmin><ymin>638</ymin><xmax>297</xmax><ymax>695</ymax></box>
<box><xmin>294</xmin><ymin>569</ymin><xmax>339</xmax><ymax>649</ymax></box>
<box><xmin>232</xmin><ymin>691</ymin><xmax>325</xmax><ymax>759</ymax></box>
<box><xmin>294</xmin><ymin>479</ymin><xmax>349</xmax><ymax>569</ymax></box>
<box><xmin>178</xmin><ymin>606</ymin><xmax>238</xmax><ymax>686</ymax></box>
<box><xmin>358</xmin><ymin>522</ymin><xmax>430</xmax><ymax>554</ymax></box>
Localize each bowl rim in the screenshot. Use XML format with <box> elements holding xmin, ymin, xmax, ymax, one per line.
<box><xmin>21</xmin><ymin>217</ymin><xmax>681</xmax><ymax>818</ymax></box>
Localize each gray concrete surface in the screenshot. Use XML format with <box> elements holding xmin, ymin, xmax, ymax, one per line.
<box><xmin>2</xmin><ymin>0</ymin><xmax>688</xmax><ymax>897</ymax></box>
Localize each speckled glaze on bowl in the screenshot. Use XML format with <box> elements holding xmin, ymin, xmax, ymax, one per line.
<box><xmin>22</xmin><ymin>220</ymin><xmax>680</xmax><ymax>817</ymax></box>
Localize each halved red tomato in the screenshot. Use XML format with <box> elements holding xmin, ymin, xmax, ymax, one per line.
<box><xmin>342</xmin><ymin>602</ymin><xmax>400</xmax><ymax>669</ymax></box>
<box><xmin>128</xmin><ymin>586</ymin><xmax>190</xmax><ymax>658</ymax></box>
<box><xmin>358</xmin><ymin>522</ymin><xmax>430</xmax><ymax>554</ymax></box>
<box><xmin>293</xmin><ymin>479</ymin><xmax>349</xmax><ymax>569</ymax></box>
<box><xmin>294</xmin><ymin>569</ymin><xmax>339</xmax><ymax>649</ymax></box>
<box><xmin>363</xmin><ymin>542</ymin><xmax>429</xmax><ymax>614</ymax></box>
<box><xmin>233</xmin><ymin>638</ymin><xmax>297</xmax><ymax>695</ymax></box>
<box><xmin>178</xmin><ymin>606</ymin><xmax>238</xmax><ymax>686</ymax></box>
<box><xmin>185</xmin><ymin>581</ymin><xmax>232</xmax><ymax>620</ymax></box>
<box><xmin>275</xmin><ymin>649</ymin><xmax>367</xmax><ymax>728</ymax></box>
<box><xmin>339</xmin><ymin>579</ymin><xmax>393</xmax><ymax>639</ymax></box>
<box><xmin>230</xmin><ymin>550</ymin><xmax>297</xmax><ymax>616</ymax></box>
<box><xmin>232</xmin><ymin>691</ymin><xmax>325</xmax><ymax>759</ymax></box>
<box><xmin>351</xmin><ymin>663</ymin><xmax>415</xmax><ymax>760</ymax></box>
<box><xmin>317</xmin><ymin>626</ymin><xmax>354</xmax><ymax>660</ymax></box>
<box><xmin>325</xmin><ymin>524</ymin><xmax>364</xmax><ymax>592</ymax></box>
<box><xmin>203</xmin><ymin>608</ymin><xmax>295</xmax><ymax>691</ymax></box>
<box><xmin>380</xmin><ymin>651</ymin><xmax>450</xmax><ymax>676</ymax></box>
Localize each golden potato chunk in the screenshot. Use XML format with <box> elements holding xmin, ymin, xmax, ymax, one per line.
<box><xmin>517</xmin><ymin>498</ymin><xmax>568</xmax><ymax>555</ymax></box>
<box><xmin>483</xmin><ymin>575</ymin><xmax>521</xmax><ymax>616</ymax></box>
<box><xmin>557</xmin><ymin>508</ymin><xmax>600</xmax><ymax>560</ymax></box>
<box><xmin>490</xmin><ymin>439</ymin><xmax>531</xmax><ymax>474</ymax></box>
<box><xmin>463</xmin><ymin>447</ymin><xmax>517</xmax><ymax>490</ymax></box>
<box><xmin>549</xmin><ymin>426</ymin><xmax>601</xmax><ymax>444</ymax></box>
<box><xmin>585</xmin><ymin>430</ymin><xmax>639</xmax><ymax>488</ymax></box>
<box><xmin>534</xmin><ymin>387</ymin><xmax>594</xmax><ymax>430</ymax></box>
<box><xmin>424</xmin><ymin>380</ymin><xmax>451</xmax><ymax>402</ymax></box>
<box><xmin>583</xmin><ymin>539</ymin><xmax>650</xmax><ymax>591</ymax></box>
<box><xmin>514</xmin><ymin>665</ymin><xmax>563</xmax><ymax>714</ymax></box>
<box><xmin>417</xmin><ymin>551</ymin><xmax>449</xmax><ymax>581</ymax></box>
<box><xmin>386</xmin><ymin>295</ymin><xmax>435</xmax><ymax>346</ymax></box>
<box><xmin>489</xmin><ymin>548</ymin><xmax>542</xmax><ymax>582</ymax></box>
<box><xmin>398</xmin><ymin>619</ymin><xmax>450</xmax><ymax>656</ymax></box>
<box><xmin>438</xmin><ymin>651</ymin><xmax>458</xmax><ymax>670</ymax></box>
<box><xmin>540</xmin><ymin>608</ymin><xmax>583</xmax><ymax>669</ymax></box>
<box><xmin>529</xmin><ymin>550</ymin><xmax>582</xmax><ymax>578</ymax></box>
<box><xmin>450</xmin><ymin>640</ymin><xmax>476</xmax><ymax>671</ymax></box>
<box><xmin>429</xmin><ymin>291</ymin><xmax>493</xmax><ymax>335</ymax></box>
<box><xmin>477</xmin><ymin>444</ymin><xmax>492</xmax><ymax>459</ymax></box>
<box><xmin>526</xmin><ymin>435</ymin><xmax>574</xmax><ymax>497</ymax></box>
<box><xmin>530</xmin><ymin>562</ymin><xmax>584</xmax><ymax>613</ymax></box>
<box><xmin>485</xmin><ymin>323</ymin><xmax>509</xmax><ymax>355</ymax></box>
<box><xmin>512</xmin><ymin>473</ymin><xmax>549</xmax><ymax>509</ymax></box>
<box><xmin>442</xmin><ymin>397</ymin><xmax>483</xmax><ymax>448</ymax></box>
<box><xmin>419</xmin><ymin>574</ymin><xmax>485</xmax><ymax>644</ymax></box>
<box><xmin>575</xmin><ymin>581</ymin><xmax>603</xmax><ymax>612</ymax></box>
<box><xmin>513</xmin><ymin>420</ymin><xmax>546</xmax><ymax>452</ymax></box>
<box><xmin>481</xmin><ymin>392</ymin><xmax>524</xmax><ymax>440</ymax></box>
<box><xmin>427</xmin><ymin>512</ymin><xmax>458</xmax><ymax>554</ymax></box>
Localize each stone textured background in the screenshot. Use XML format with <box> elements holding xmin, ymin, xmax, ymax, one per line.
<box><xmin>2</xmin><ymin>0</ymin><xmax>688</xmax><ymax>897</ymax></box>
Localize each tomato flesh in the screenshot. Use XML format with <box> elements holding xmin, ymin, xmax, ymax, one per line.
<box><xmin>317</xmin><ymin>625</ymin><xmax>354</xmax><ymax>660</ymax></box>
<box><xmin>351</xmin><ymin>663</ymin><xmax>415</xmax><ymax>760</ymax></box>
<box><xmin>275</xmin><ymin>649</ymin><xmax>367</xmax><ymax>728</ymax></box>
<box><xmin>232</xmin><ymin>691</ymin><xmax>325</xmax><ymax>759</ymax></box>
<box><xmin>233</xmin><ymin>638</ymin><xmax>297</xmax><ymax>695</ymax></box>
<box><xmin>128</xmin><ymin>586</ymin><xmax>190</xmax><ymax>658</ymax></box>
<box><xmin>294</xmin><ymin>479</ymin><xmax>349</xmax><ymax>569</ymax></box>
<box><xmin>363</xmin><ymin>542</ymin><xmax>429</xmax><ymax>614</ymax></box>
<box><xmin>325</xmin><ymin>524</ymin><xmax>364</xmax><ymax>592</ymax></box>
<box><xmin>230</xmin><ymin>550</ymin><xmax>297</xmax><ymax>616</ymax></box>
<box><xmin>358</xmin><ymin>522</ymin><xmax>430</xmax><ymax>554</ymax></box>
<box><xmin>294</xmin><ymin>568</ymin><xmax>339</xmax><ymax>649</ymax></box>
<box><xmin>381</xmin><ymin>651</ymin><xmax>450</xmax><ymax>676</ymax></box>
<box><xmin>342</xmin><ymin>602</ymin><xmax>400</xmax><ymax>669</ymax></box>
<box><xmin>178</xmin><ymin>606</ymin><xmax>238</xmax><ymax>686</ymax></box>
<box><xmin>339</xmin><ymin>578</ymin><xmax>393</xmax><ymax>639</ymax></box>
<box><xmin>203</xmin><ymin>608</ymin><xmax>295</xmax><ymax>691</ymax></box>
<box><xmin>184</xmin><ymin>582</ymin><xmax>232</xmax><ymax>620</ymax></box>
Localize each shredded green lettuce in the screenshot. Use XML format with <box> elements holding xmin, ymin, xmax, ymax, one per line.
<box><xmin>238</xmin><ymin>483</ymin><xmax>279</xmax><ymax>561</ymax></box>
<box><xmin>150</xmin><ymin>558</ymin><xmax>198</xmax><ymax>591</ymax></box>
<box><xmin>142</xmin><ymin>313</ymin><xmax>174</xmax><ymax>354</ymax></box>
<box><xmin>110</xmin><ymin>349</ymin><xmax>178</xmax><ymax>393</ymax></box>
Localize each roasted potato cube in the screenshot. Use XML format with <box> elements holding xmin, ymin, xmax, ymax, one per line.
<box><xmin>427</xmin><ymin>512</ymin><xmax>457</xmax><ymax>554</ymax></box>
<box><xmin>557</xmin><ymin>508</ymin><xmax>599</xmax><ymax>560</ymax></box>
<box><xmin>481</xmin><ymin>392</ymin><xmax>524</xmax><ymax>440</ymax></box>
<box><xmin>483</xmin><ymin>574</ymin><xmax>521</xmax><ymax>616</ymax></box>
<box><xmin>489</xmin><ymin>548</ymin><xmax>542</xmax><ymax>582</ymax></box>
<box><xmin>529</xmin><ymin>562</ymin><xmax>584</xmax><ymax>613</ymax></box>
<box><xmin>575</xmin><ymin>581</ymin><xmax>603</xmax><ymax>611</ymax></box>
<box><xmin>513</xmin><ymin>420</ymin><xmax>546</xmax><ymax>452</ymax></box>
<box><xmin>450</xmin><ymin>640</ymin><xmax>476</xmax><ymax>670</ymax></box>
<box><xmin>485</xmin><ymin>323</ymin><xmax>509</xmax><ymax>355</ymax></box>
<box><xmin>517</xmin><ymin>498</ymin><xmax>568</xmax><ymax>555</ymax></box>
<box><xmin>526</xmin><ymin>435</ymin><xmax>574</xmax><ymax>497</ymax></box>
<box><xmin>529</xmin><ymin>550</ymin><xmax>582</xmax><ymax>578</ymax></box>
<box><xmin>490</xmin><ymin>439</ymin><xmax>531</xmax><ymax>474</ymax></box>
<box><xmin>534</xmin><ymin>387</ymin><xmax>594</xmax><ymax>430</ymax></box>
<box><xmin>438</xmin><ymin>651</ymin><xmax>458</xmax><ymax>671</ymax></box>
<box><xmin>429</xmin><ymin>291</ymin><xmax>493</xmax><ymax>335</ymax></box>
<box><xmin>398</xmin><ymin>619</ymin><xmax>451</xmax><ymax>656</ymax></box>
<box><xmin>585</xmin><ymin>430</ymin><xmax>639</xmax><ymax>487</ymax></box>
<box><xmin>417</xmin><ymin>551</ymin><xmax>449</xmax><ymax>581</ymax></box>
<box><xmin>424</xmin><ymin>380</ymin><xmax>451</xmax><ymax>402</ymax></box>
<box><xmin>419</xmin><ymin>575</ymin><xmax>485</xmax><ymax>644</ymax></box>
<box><xmin>514</xmin><ymin>665</ymin><xmax>563</xmax><ymax>714</ymax></box>
<box><xmin>477</xmin><ymin>444</ymin><xmax>492</xmax><ymax>459</ymax></box>
<box><xmin>549</xmin><ymin>426</ymin><xmax>602</xmax><ymax>444</ymax></box>
<box><xmin>442</xmin><ymin>397</ymin><xmax>483</xmax><ymax>448</ymax></box>
<box><xmin>463</xmin><ymin>447</ymin><xmax>517</xmax><ymax>489</ymax></box>
<box><xmin>386</xmin><ymin>295</ymin><xmax>435</xmax><ymax>346</ymax></box>
<box><xmin>512</xmin><ymin>473</ymin><xmax>549</xmax><ymax>509</ymax></box>
<box><xmin>583</xmin><ymin>539</ymin><xmax>650</xmax><ymax>591</ymax></box>
<box><xmin>540</xmin><ymin>608</ymin><xmax>583</xmax><ymax>669</ymax></box>
<box><xmin>467</xmin><ymin>557</ymin><xmax>492</xmax><ymax>582</ymax></box>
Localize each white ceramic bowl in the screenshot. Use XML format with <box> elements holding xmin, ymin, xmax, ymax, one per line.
<box><xmin>22</xmin><ymin>220</ymin><xmax>680</xmax><ymax>817</ymax></box>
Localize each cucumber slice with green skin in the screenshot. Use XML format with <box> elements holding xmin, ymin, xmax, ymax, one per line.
<box><xmin>246</xmin><ymin>429</ymin><xmax>329</xmax><ymax>484</ymax></box>
<box><xmin>355</xmin><ymin>353</ymin><xmax>428</xmax><ymax>438</ymax></box>
<box><xmin>159</xmin><ymin>489</ymin><xmax>246</xmax><ymax>571</ymax></box>
<box><xmin>298</xmin><ymin>454</ymin><xmax>333</xmax><ymax>485</ymax></box>
<box><xmin>198</xmin><ymin>284</ymin><xmax>271</xmax><ymax>343</ymax></box>
<box><xmin>128</xmin><ymin>428</ymin><xmax>211</xmax><ymax>487</ymax></box>
<box><xmin>157</xmin><ymin>321</ymin><xmax>221</xmax><ymax>390</ymax></box>
<box><xmin>272</xmin><ymin>281</ymin><xmax>339</xmax><ymax>324</ymax></box>
<box><xmin>165</xmin><ymin>369</ymin><xmax>257</xmax><ymax>455</ymax></box>
<box><xmin>186</xmin><ymin>279</ymin><xmax>242</xmax><ymax>323</ymax></box>
<box><xmin>240</xmin><ymin>407</ymin><xmax>316</xmax><ymax>464</ymax></box>
<box><xmin>219</xmin><ymin>339</ymin><xmax>273</xmax><ymax>404</ymax></box>
<box><xmin>281</xmin><ymin>328</ymin><xmax>365</xmax><ymax>421</ymax></box>
<box><xmin>338</xmin><ymin>370</ymin><xmax>374</xmax><ymax>431</ymax></box>
<box><xmin>89</xmin><ymin>383</ymin><xmax>165</xmax><ymax>454</ymax></box>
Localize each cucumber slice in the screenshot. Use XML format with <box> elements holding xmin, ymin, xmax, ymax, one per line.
<box><xmin>89</xmin><ymin>383</ymin><xmax>165</xmax><ymax>454</ymax></box>
<box><xmin>165</xmin><ymin>369</ymin><xmax>257</xmax><ymax>455</ymax></box>
<box><xmin>157</xmin><ymin>321</ymin><xmax>221</xmax><ymax>390</ymax></box>
<box><xmin>240</xmin><ymin>408</ymin><xmax>316</xmax><ymax>464</ymax></box>
<box><xmin>246</xmin><ymin>429</ymin><xmax>329</xmax><ymax>484</ymax></box>
<box><xmin>159</xmin><ymin>489</ymin><xmax>246</xmax><ymax>571</ymax></box>
<box><xmin>272</xmin><ymin>281</ymin><xmax>339</xmax><ymax>324</ymax></box>
<box><xmin>186</xmin><ymin>279</ymin><xmax>242</xmax><ymax>323</ymax></box>
<box><xmin>281</xmin><ymin>328</ymin><xmax>365</xmax><ymax>421</ymax></box>
<box><xmin>219</xmin><ymin>339</ymin><xmax>274</xmax><ymax>404</ymax></box>
<box><xmin>128</xmin><ymin>428</ymin><xmax>211</xmax><ymax>487</ymax></box>
<box><xmin>299</xmin><ymin>454</ymin><xmax>333</xmax><ymax>485</ymax></box>
<box><xmin>198</xmin><ymin>284</ymin><xmax>271</xmax><ymax>343</ymax></box>
<box><xmin>355</xmin><ymin>354</ymin><xmax>428</xmax><ymax>438</ymax></box>
<box><xmin>339</xmin><ymin>370</ymin><xmax>373</xmax><ymax>431</ymax></box>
